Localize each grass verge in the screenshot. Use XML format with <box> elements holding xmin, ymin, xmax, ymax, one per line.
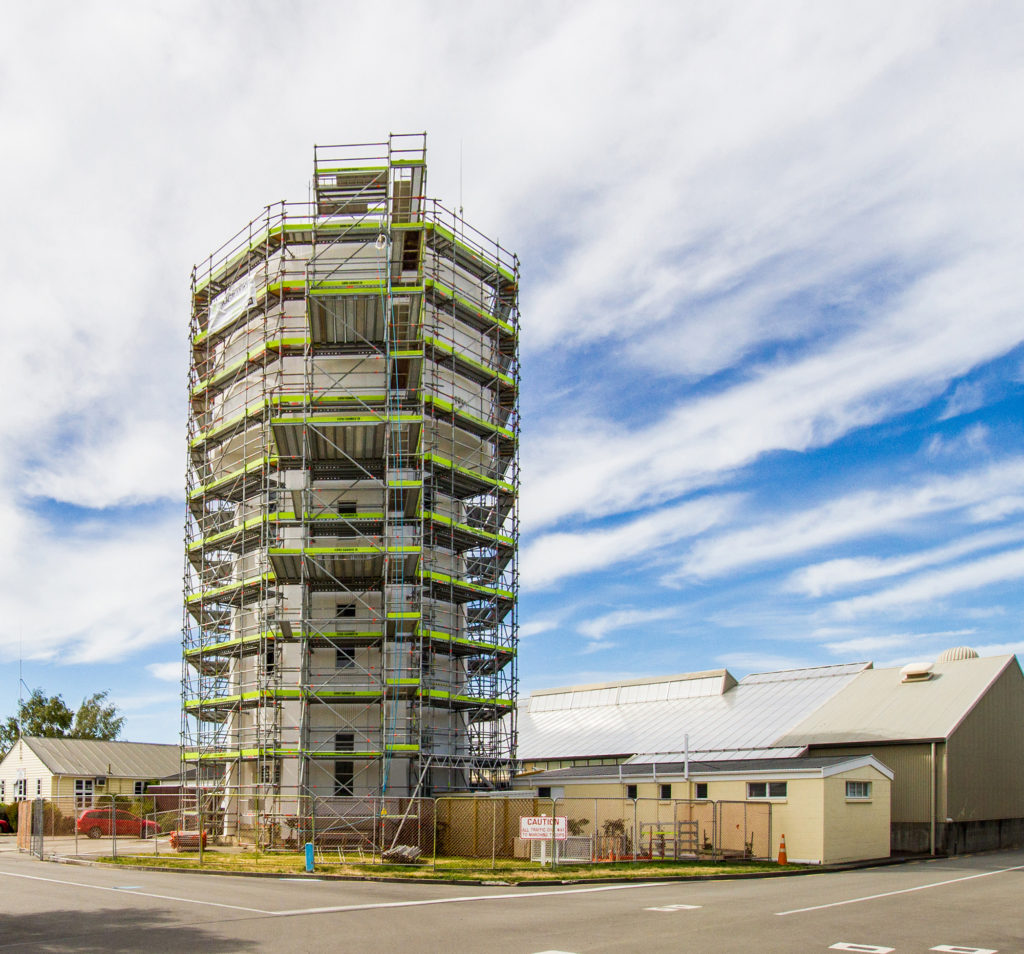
<box><xmin>96</xmin><ymin>852</ymin><xmax>798</xmax><ymax>882</ymax></box>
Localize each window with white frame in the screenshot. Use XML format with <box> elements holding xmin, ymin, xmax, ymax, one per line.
<box><xmin>36</xmin><ymin>779</ymin><xmax>41</xmax><ymax>796</ymax></box>
<box><xmin>14</xmin><ymin>778</ymin><xmax>26</xmax><ymax>801</ymax></box>
<box><xmin>694</xmin><ymin>782</ymin><xmax>709</xmax><ymax>799</ymax></box>
<box><xmin>846</xmin><ymin>780</ymin><xmax>871</xmax><ymax>799</ymax></box>
<box><xmin>747</xmin><ymin>781</ymin><xmax>787</xmax><ymax>799</ymax></box>
<box><xmin>0</xmin><ymin>780</ymin><xmax>4</xmax><ymax>799</ymax></box>
<box><xmin>134</xmin><ymin>781</ymin><xmax>145</xmax><ymax>796</ymax></box>
<box><xmin>74</xmin><ymin>778</ymin><xmax>94</xmax><ymax>809</ymax></box>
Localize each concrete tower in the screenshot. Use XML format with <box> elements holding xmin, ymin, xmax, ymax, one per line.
<box><xmin>183</xmin><ymin>134</ymin><xmax>518</xmax><ymax>845</ymax></box>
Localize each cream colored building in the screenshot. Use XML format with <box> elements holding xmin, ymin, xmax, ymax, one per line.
<box><xmin>514</xmin><ymin>755</ymin><xmax>893</xmax><ymax>865</ymax></box>
<box><xmin>515</xmin><ymin>649</ymin><xmax>1024</xmax><ymax>855</ymax></box>
<box><xmin>0</xmin><ymin>737</ymin><xmax>180</xmax><ymax>808</ymax></box>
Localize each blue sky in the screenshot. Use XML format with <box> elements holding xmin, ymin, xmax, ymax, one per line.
<box><xmin>1</xmin><ymin>2</ymin><xmax>1022</xmax><ymax>744</ymax></box>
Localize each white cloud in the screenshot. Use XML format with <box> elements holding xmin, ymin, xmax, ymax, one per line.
<box><xmin>926</xmin><ymin>423</ymin><xmax>990</xmax><ymax>459</ymax></box>
<box><xmin>676</xmin><ymin>458</ymin><xmax>1024</xmax><ymax>581</ymax></box>
<box><xmin>146</xmin><ymin>662</ymin><xmax>182</xmax><ymax>683</ymax></box>
<box><xmin>939</xmin><ymin>381</ymin><xmax>987</xmax><ymax>420</ymax></box>
<box><xmin>521</xmin><ymin>495</ymin><xmax>740</xmax><ymax>590</ymax></box>
<box><xmin>831</xmin><ymin>547</ymin><xmax>1024</xmax><ymax>619</ymax></box>
<box><xmin>822</xmin><ymin>629</ymin><xmax>976</xmax><ymax>656</ymax></box>
<box><xmin>0</xmin><ymin>503</ymin><xmax>182</xmax><ymax>665</ymax></box>
<box><xmin>788</xmin><ymin>526</ymin><xmax>1024</xmax><ymax>597</ymax></box>
<box><xmin>578</xmin><ymin>607</ymin><xmax>678</xmax><ymax>644</ymax></box>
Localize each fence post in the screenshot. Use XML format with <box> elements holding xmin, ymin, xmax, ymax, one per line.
<box><xmin>491</xmin><ymin>799</ymin><xmax>497</xmax><ymax>871</ymax></box>
<box><xmin>632</xmin><ymin>798</ymin><xmax>638</xmax><ymax>864</ymax></box>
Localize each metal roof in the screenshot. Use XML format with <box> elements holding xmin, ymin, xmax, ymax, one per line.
<box><xmin>22</xmin><ymin>737</ymin><xmax>180</xmax><ymax>779</ymax></box>
<box><xmin>624</xmin><ymin>747</ymin><xmax>808</xmax><ymax>763</ymax></box>
<box><xmin>518</xmin><ymin>754</ymin><xmax>893</xmax><ymax>782</ymax></box>
<box><xmin>517</xmin><ymin>662</ymin><xmax>870</xmax><ymax>760</ymax></box>
<box><xmin>777</xmin><ymin>654</ymin><xmax>1018</xmax><ymax>745</ymax></box>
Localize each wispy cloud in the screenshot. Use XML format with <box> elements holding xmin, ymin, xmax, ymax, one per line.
<box><xmin>577</xmin><ymin>607</ymin><xmax>678</xmax><ymax>653</ymax></box>
<box><xmin>788</xmin><ymin>526</ymin><xmax>1024</xmax><ymax>597</ymax></box>
<box><xmin>521</xmin><ymin>495</ymin><xmax>740</xmax><ymax>590</ymax></box>
<box><xmin>675</xmin><ymin>458</ymin><xmax>1024</xmax><ymax>581</ymax></box>
<box><xmin>831</xmin><ymin>547</ymin><xmax>1024</xmax><ymax>619</ymax></box>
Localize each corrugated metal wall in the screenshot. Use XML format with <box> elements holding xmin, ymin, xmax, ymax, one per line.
<box><xmin>808</xmin><ymin>742</ymin><xmax>943</xmax><ymax>824</ymax></box>
<box><xmin>947</xmin><ymin>660</ymin><xmax>1024</xmax><ymax>821</ymax></box>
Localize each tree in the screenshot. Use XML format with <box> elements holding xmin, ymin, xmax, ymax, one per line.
<box><xmin>71</xmin><ymin>691</ymin><xmax>124</xmax><ymax>741</ymax></box>
<box><xmin>0</xmin><ymin>688</ymin><xmax>124</xmax><ymax>755</ymax></box>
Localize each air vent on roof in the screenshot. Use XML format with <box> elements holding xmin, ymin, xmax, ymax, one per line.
<box><xmin>900</xmin><ymin>661</ymin><xmax>934</xmax><ymax>683</ymax></box>
<box><xmin>937</xmin><ymin>646</ymin><xmax>979</xmax><ymax>663</ymax></box>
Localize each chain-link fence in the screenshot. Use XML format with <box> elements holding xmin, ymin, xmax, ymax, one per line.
<box><xmin>13</xmin><ymin>795</ymin><xmax>168</xmax><ymax>859</ymax></box>
<box><xmin>433</xmin><ymin>796</ymin><xmax>771</xmax><ymax>870</ymax></box>
<box><xmin>10</xmin><ymin>793</ymin><xmax>772</xmax><ymax>869</ymax></box>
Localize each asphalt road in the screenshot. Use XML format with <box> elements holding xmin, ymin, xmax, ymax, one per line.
<box><xmin>2</xmin><ymin>849</ymin><xmax>1022</xmax><ymax>953</ymax></box>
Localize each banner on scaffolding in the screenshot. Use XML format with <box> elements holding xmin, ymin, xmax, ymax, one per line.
<box><xmin>519</xmin><ymin>816</ymin><xmax>567</xmax><ymax>841</ymax></box>
<box><xmin>209</xmin><ymin>275</ymin><xmax>255</xmax><ymax>334</ymax></box>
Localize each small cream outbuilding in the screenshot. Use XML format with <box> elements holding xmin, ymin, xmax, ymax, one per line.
<box><xmin>514</xmin><ymin>754</ymin><xmax>893</xmax><ymax>865</ymax></box>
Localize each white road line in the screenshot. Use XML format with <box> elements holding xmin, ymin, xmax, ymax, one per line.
<box><xmin>5</xmin><ymin>868</ymin><xmax>675</xmax><ymax>919</ymax></box>
<box><xmin>645</xmin><ymin>904</ymin><xmax>702</xmax><ymax>911</ymax></box>
<box><xmin>931</xmin><ymin>947</ymin><xmax>998</xmax><ymax>953</ymax></box>
<box><xmin>3</xmin><ymin>870</ymin><xmax>270</xmax><ymax>914</ymax></box>
<box><xmin>776</xmin><ymin>864</ymin><xmax>1024</xmax><ymax>916</ymax></box>
<box><xmin>829</xmin><ymin>945</ymin><xmax>894</xmax><ymax>953</ymax></box>
<box><xmin>270</xmin><ymin>881</ymin><xmax>673</xmax><ymax>916</ymax></box>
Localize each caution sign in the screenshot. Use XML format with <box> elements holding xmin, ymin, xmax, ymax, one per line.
<box><xmin>519</xmin><ymin>816</ymin><xmax>568</xmax><ymax>841</ymax></box>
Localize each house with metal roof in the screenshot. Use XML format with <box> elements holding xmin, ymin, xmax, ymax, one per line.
<box><xmin>515</xmin><ymin>650</ymin><xmax>1024</xmax><ymax>855</ymax></box>
<box><xmin>0</xmin><ymin>737</ymin><xmax>180</xmax><ymax>809</ymax></box>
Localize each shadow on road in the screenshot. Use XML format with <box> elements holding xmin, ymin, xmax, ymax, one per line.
<box><xmin>0</xmin><ymin>907</ymin><xmax>261</xmax><ymax>953</ymax></box>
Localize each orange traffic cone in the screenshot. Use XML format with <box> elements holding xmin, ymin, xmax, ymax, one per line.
<box><xmin>777</xmin><ymin>834</ymin><xmax>788</xmax><ymax>865</ymax></box>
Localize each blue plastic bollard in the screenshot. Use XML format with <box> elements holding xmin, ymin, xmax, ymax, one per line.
<box><xmin>305</xmin><ymin>842</ymin><xmax>315</xmax><ymax>872</ymax></box>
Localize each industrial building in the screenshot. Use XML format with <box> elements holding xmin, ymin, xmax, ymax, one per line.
<box><xmin>516</xmin><ymin>650</ymin><xmax>1024</xmax><ymax>855</ymax></box>
<box><xmin>183</xmin><ymin>134</ymin><xmax>519</xmax><ymax>843</ymax></box>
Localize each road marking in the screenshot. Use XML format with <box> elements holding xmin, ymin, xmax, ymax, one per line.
<box><xmin>645</xmin><ymin>904</ymin><xmax>702</xmax><ymax>911</ymax></box>
<box><xmin>2</xmin><ymin>869</ymin><xmax>270</xmax><ymax>913</ymax></box>
<box><xmin>270</xmin><ymin>881</ymin><xmax>679</xmax><ymax>917</ymax></box>
<box><xmin>829</xmin><ymin>946</ymin><xmax>894</xmax><ymax>953</ymax></box>
<box><xmin>4</xmin><ymin>868</ymin><xmax>676</xmax><ymax>919</ymax></box>
<box><xmin>776</xmin><ymin>864</ymin><xmax>1024</xmax><ymax>916</ymax></box>
<box><xmin>112</xmin><ymin>885</ymin><xmax>144</xmax><ymax>890</ymax></box>
<box><xmin>931</xmin><ymin>947</ymin><xmax>998</xmax><ymax>953</ymax></box>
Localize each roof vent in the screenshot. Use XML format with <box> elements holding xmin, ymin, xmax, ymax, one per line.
<box><xmin>900</xmin><ymin>661</ymin><xmax>934</xmax><ymax>683</ymax></box>
<box><xmin>937</xmin><ymin>646</ymin><xmax>979</xmax><ymax>663</ymax></box>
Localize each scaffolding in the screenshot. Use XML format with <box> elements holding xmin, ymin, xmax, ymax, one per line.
<box><xmin>182</xmin><ymin>134</ymin><xmax>519</xmax><ymax>846</ymax></box>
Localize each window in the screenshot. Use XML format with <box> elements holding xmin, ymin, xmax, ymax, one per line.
<box><xmin>335</xmin><ymin>732</ymin><xmax>354</xmax><ymax>752</ymax></box>
<box><xmin>747</xmin><ymin>781</ymin><xmax>787</xmax><ymax>799</ymax></box>
<box><xmin>14</xmin><ymin>778</ymin><xmax>26</xmax><ymax>801</ymax></box>
<box><xmin>336</xmin><ymin>604</ymin><xmax>356</xmax><ymax>619</ymax></box>
<box><xmin>846</xmin><ymin>780</ymin><xmax>871</xmax><ymax>799</ymax></box>
<box><xmin>264</xmin><ymin>644</ymin><xmax>276</xmax><ymax>675</ymax></box>
<box><xmin>694</xmin><ymin>782</ymin><xmax>708</xmax><ymax>800</ymax></box>
<box><xmin>0</xmin><ymin>780</ymin><xmax>4</xmax><ymax>799</ymax></box>
<box><xmin>334</xmin><ymin>761</ymin><xmax>354</xmax><ymax>796</ymax></box>
<box><xmin>537</xmin><ymin>786</ymin><xmax>551</xmax><ymax>799</ymax></box>
<box><xmin>626</xmin><ymin>784</ymin><xmax>638</xmax><ymax>800</ymax></box>
<box><xmin>134</xmin><ymin>781</ymin><xmax>145</xmax><ymax>796</ymax></box>
<box><xmin>660</xmin><ymin>784</ymin><xmax>672</xmax><ymax>800</ymax></box>
<box><xmin>36</xmin><ymin>779</ymin><xmax>42</xmax><ymax>796</ymax></box>
<box><xmin>74</xmin><ymin>778</ymin><xmax>94</xmax><ymax>809</ymax></box>
<box><xmin>336</xmin><ymin>647</ymin><xmax>356</xmax><ymax>668</ymax></box>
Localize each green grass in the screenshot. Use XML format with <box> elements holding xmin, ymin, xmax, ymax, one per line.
<box><xmin>98</xmin><ymin>851</ymin><xmax>798</xmax><ymax>882</ymax></box>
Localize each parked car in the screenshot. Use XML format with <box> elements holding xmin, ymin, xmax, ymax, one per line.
<box><xmin>0</xmin><ymin>815</ymin><xmax>12</xmax><ymax>834</ymax></box>
<box><xmin>76</xmin><ymin>808</ymin><xmax>158</xmax><ymax>839</ymax></box>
